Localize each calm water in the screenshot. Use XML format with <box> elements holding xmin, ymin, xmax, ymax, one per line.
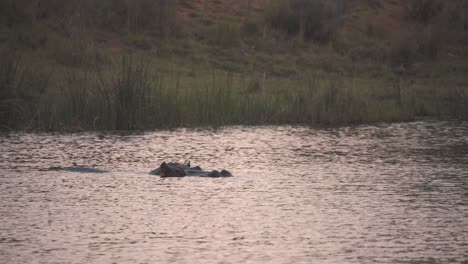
<box><xmin>0</xmin><ymin>121</ymin><xmax>467</xmax><ymax>264</ymax></box>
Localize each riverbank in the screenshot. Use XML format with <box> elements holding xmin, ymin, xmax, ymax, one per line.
<box><xmin>1</xmin><ymin>0</ymin><xmax>467</xmax><ymax>131</ymax></box>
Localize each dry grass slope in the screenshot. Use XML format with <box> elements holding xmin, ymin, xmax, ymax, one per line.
<box><xmin>0</xmin><ymin>0</ymin><xmax>467</xmax><ymax>130</ymax></box>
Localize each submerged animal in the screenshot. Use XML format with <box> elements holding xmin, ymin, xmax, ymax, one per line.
<box><xmin>63</xmin><ymin>166</ymin><xmax>108</xmax><ymax>173</ymax></box>
<box><xmin>46</xmin><ymin>161</ymin><xmax>231</xmax><ymax>177</ymax></box>
<box><xmin>150</xmin><ymin>161</ymin><xmax>232</xmax><ymax>178</ymax></box>
<box><xmin>47</xmin><ymin>162</ymin><xmax>108</xmax><ymax>173</ymax></box>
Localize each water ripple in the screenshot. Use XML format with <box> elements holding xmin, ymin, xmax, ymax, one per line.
<box><xmin>0</xmin><ymin>121</ymin><xmax>467</xmax><ymax>263</ymax></box>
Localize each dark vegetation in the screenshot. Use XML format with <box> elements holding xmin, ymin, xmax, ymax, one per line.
<box><xmin>0</xmin><ymin>0</ymin><xmax>467</xmax><ymax>131</ymax></box>
<box><xmin>264</xmin><ymin>0</ymin><xmax>346</xmax><ymax>42</ymax></box>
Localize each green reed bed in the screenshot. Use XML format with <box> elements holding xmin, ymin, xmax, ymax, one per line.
<box><xmin>0</xmin><ymin>52</ymin><xmax>466</xmax><ymax>131</ymax></box>
<box><xmin>0</xmin><ymin>50</ymin><xmax>51</xmax><ymax>130</ymax></box>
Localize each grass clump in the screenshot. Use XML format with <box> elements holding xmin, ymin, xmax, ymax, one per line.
<box><xmin>53</xmin><ymin>55</ymin><xmax>154</xmax><ymax>130</ymax></box>
<box><xmin>0</xmin><ymin>48</ymin><xmax>50</xmax><ymax>130</ymax></box>
<box><xmin>113</xmin><ymin>55</ymin><xmax>152</xmax><ymax>130</ymax></box>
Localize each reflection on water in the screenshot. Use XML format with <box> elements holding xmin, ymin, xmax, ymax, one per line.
<box><xmin>0</xmin><ymin>121</ymin><xmax>467</xmax><ymax>263</ymax></box>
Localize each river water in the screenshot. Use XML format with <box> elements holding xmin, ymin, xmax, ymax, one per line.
<box><xmin>0</xmin><ymin>121</ymin><xmax>467</xmax><ymax>264</ymax></box>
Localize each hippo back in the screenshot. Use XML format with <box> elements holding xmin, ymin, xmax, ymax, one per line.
<box><xmin>62</xmin><ymin>166</ymin><xmax>108</xmax><ymax>173</ymax></box>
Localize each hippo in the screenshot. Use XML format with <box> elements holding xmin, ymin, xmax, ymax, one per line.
<box><xmin>47</xmin><ymin>162</ymin><xmax>108</xmax><ymax>173</ymax></box>
<box><xmin>63</xmin><ymin>166</ymin><xmax>108</xmax><ymax>173</ymax></box>
<box><xmin>150</xmin><ymin>161</ymin><xmax>232</xmax><ymax>178</ymax></box>
<box><xmin>46</xmin><ymin>161</ymin><xmax>231</xmax><ymax>177</ymax></box>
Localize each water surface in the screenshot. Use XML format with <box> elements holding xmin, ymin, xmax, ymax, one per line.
<box><xmin>1</xmin><ymin>121</ymin><xmax>467</xmax><ymax>263</ymax></box>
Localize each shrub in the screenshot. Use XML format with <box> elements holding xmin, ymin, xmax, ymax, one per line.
<box><xmin>389</xmin><ymin>31</ymin><xmax>419</xmax><ymax>67</ymax></box>
<box><xmin>242</xmin><ymin>20</ymin><xmax>259</xmax><ymax>36</ymax></box>
<box><xmin>406</xmin><ymin>0</ymin><xmax>444</xmax><ymax>25</ymax></box>
<box><xmin>214</xmin><ymin>21</ymin><xmax>241</xmax><ymax>47</ymax></box>
<box><xmin>417</xmin><ymin>26</ymin><xmax>442</xmax><ymax>60</ymax></box>
<box><xmin>125</xmin><ymin>0</ymin><xmax>177</xmax><ymax>37</ymax></box>
<box><xmin>264</xmin><ymin>0</ymin><xmax>343</xmax><ymax>42</ymax></box>
<box><xmin>4</xmin><ymin>0</ymin><xmax>178</xmax><ymax>37</ymax></box>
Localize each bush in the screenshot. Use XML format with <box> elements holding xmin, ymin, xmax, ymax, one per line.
<box><xmin>214</xmin><ymin>22</ymin><xmax>241</xmax><ymax>47</ymax></box>
<box><xmin>406</xmin><ymin>0</ymin><xmax>444</xmax><ymax>25</ymax></box>
<box><xmin>265</xmin><ymin>0</ymin><xmax>343</xmax><ymax>42</ymax></box>
<box><xmin>417</xmin><ymin>26</ymin><xmax>442</xmax><ymax>60</ymax></box>
<box><xmin>3</xmin><ymin>0</ymin><xmax>178</xmax><ymax>37</ymax></box>
<box><xmin>389</xmin><ymin>32</ymin><xmax>419</xmax><ymax>67</ymax></box>
<box><xmin>242</xmin><ymin>20</ymin><xmax>259</xmax><ymax>36</ymax></box>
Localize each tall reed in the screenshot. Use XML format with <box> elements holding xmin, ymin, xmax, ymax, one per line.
<box><xmin>1</xmin><ymin>52</ymin><xmax>465</xmax><ymax>131</ymax></box>
<box><xmin>0</xmin><ymin>49</ymin><xmax>50</xmax><ymax>130</ymax></box>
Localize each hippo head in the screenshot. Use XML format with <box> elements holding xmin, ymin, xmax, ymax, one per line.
<box><xmin>220</xmin><ymin>169</ymin><xmax>232</xmax><ymax>177</ymax></box>
<box><xmin>160</xmin><ymin>162</ymin><xmax>186</xmax><ymax>177</ymax></box>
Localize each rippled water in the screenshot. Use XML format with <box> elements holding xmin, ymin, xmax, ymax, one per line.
<box><xmin>1</xmin><ymin>121</ymin><xmax>467</xmax><ymax>264</ymax></box>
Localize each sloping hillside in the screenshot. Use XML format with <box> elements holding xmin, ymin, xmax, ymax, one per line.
<box><xmin>2</xmin><ymin>0</ymin><xmax>466</xmax><ymax>76</ymax></box>
<box><xmin>1</xmin><ymin>0</ymin><xmax>467</xmax><ymax>130</ymax></box>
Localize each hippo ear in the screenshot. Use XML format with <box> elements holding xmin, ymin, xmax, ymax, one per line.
<box><xmin>186</xmin><ymin>161</ymin><xmax>190</xmax><ymax>167</ymax></box>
